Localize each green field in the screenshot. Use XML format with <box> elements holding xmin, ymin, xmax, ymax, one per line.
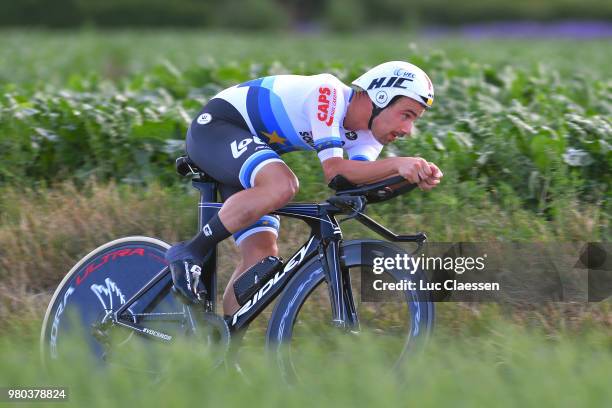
<box><xmin>2</xmin><ymin>30</ymin><xmax>611</xmax><ymax>84</ymax></box>
<box><xmin>0</xmin><ymin>30</ymin><xmax>610</xmax><ymax>405</ymax></box>
<box><xmin>1</xmin><ymin>31</ymin><xmax>609</xmax><ymax>215</ymax></box>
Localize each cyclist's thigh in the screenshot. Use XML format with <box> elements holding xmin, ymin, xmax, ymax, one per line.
<box><xmin>186</xmin><ymin>99</ymin><xmax>283</xmax><ymax>189</ymax></box>
<box><xmin>217</xmin><ymin>184</ymin><xmax>281</xmax><ymax>247</ymax></box>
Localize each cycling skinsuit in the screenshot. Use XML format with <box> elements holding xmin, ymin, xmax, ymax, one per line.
<box><xmin>186</xmin><ymin>73</ymin><xmax>383</xmax><ymax>245</ymax></box>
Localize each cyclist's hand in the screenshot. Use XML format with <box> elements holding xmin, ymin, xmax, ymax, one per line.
<box><xmin>417</xmin><ymin>162</ymin><xmax>443</xmax><ymax>191</ymax></box>
<box><xmin>396</xmin><ymin>157</ymin><xmax>433</xmax><ymax>184</ymax></box>
<box><xmin>428</xmin><ymin>162</ymin><xmax>443</xmax><ymax>179</ymax></box>
<box><xmin>418</xmin><ymin>177</ymin><xmax>440</xmax><ymax>191</ymax></box>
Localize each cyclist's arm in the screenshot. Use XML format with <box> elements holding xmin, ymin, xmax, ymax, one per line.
<box><xmin>321</xmin><ymin>157</ymin><xmax>401</xmax><ymax>184</ymax></box>
<box><xmin>322</xmin><ymin>156</ymin><xmax>442</xmax><ymax>188</ymax></box>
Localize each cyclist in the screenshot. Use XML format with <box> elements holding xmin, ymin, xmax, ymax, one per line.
<box><xmin>165</xmin><ymin>61</ymin><xmax>443</xmax><ymax>319</ymax></box>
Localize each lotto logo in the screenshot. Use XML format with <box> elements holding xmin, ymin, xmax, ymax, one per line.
<box><xmin>230</xmin><ymin>136</ymin><xmax>266</xmax><ymax>159</ymax></box>
<box><xmin>202</xmin><ymin>224</ymin><xmax>212</xmax><ymax>236</ymax></box>
<box><xmin>230</xmin><ymin>138</ymin><xmax>252</xmax><ymax>158</ymax></box>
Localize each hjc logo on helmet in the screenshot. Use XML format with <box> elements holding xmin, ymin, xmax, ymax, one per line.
<box><xmin>317</xmin><ymin>86</ymin><xmax>337</xmax><ymax>126</ymax></box>
<box><xmin>367</xmin><ymin>76</ymin><xmax>413</xmax><ymax>90</ymax></box>
<box><xmin>352</xmin><ymin>61</ymin><xmax>434</xmax><ymax>110</ymax></box>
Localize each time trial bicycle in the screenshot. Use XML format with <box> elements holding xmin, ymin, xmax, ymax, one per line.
<box><xmin>41</xmin><ymin>155</ymin><xmax>435</xmax><ymax>380</ymax></box>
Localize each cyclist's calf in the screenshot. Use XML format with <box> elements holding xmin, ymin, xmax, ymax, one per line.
<box><xmin>224</xmin><ymin>231</ymin><xmax>279</xmax><ymax>315</ymax></box>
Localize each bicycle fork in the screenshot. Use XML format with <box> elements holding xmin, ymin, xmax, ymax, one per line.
<box><xmin>320</xmin><ymin>227</ymin><xmax>360</xmax><ymax>332</ymax></box>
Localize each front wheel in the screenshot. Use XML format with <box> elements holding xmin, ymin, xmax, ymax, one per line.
<box><xmin>266</xmin><ymin>239</ymin><xmax>434</xmax><ymax>381</ymax></box>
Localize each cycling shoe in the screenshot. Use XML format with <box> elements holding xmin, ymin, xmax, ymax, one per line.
<box><xmin>166</xmin><ymin>242</ymin><xmax>210</xmax><ymax>304</ymax></box>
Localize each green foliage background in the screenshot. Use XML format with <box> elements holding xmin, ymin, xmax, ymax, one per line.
<box><xmin>0</xmin><ymin>32</ymin><xmax>609</xmax><ymax>226</ymax></box>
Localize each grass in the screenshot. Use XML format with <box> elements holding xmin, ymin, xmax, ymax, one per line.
<box><xmin>1</xmin><ymin>318</ymin><xmax>611</xmax><ymax>407</ymax></box>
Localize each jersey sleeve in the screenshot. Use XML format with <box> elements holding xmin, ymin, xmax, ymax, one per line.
<box><xmin>305</xmin><ymin>80</ymin><xmax>347</xmax><ymax>162</ymax></box>
<box><xmin>345</xmin><ymin>130</ymin><xmax>383</xmax><ymax>161</ymax></box>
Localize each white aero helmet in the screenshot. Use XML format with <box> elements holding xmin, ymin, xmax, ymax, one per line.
<box><xmin>352</xmin><ymin>61</ymin><xmax>434</xmax><ymax>127</ymax></box>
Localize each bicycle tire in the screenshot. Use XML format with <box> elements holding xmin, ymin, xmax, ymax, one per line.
<box><xmin>40</xmin><ymin>236</ymin><xmax>175</xmax><ymax>366</ymax></box>
<box><xmin>266</xmin><ymin>239</ymin><xmax>434</xmax><ymax>381</ymax></box>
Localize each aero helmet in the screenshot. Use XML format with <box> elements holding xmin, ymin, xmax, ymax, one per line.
<box><xmin>352</xmin><ymin>61</ymin><xmax>434</xmax><ymax>128</ymax></box>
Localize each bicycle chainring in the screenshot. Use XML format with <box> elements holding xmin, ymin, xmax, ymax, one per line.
<box><xmin>188</xmin><ymin>312</ymin><xmax>231</xmax><ymax>367</ymax></box>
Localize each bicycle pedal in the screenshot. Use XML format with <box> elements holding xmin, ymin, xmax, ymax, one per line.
<box><xmin>233</xmin><ymin>256</ymin><xmax>284</xmax><ymax>306</ymax></box>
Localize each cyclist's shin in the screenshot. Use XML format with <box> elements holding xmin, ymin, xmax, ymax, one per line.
<box><xmin>181</xmin><ymin>214</ymin><xmax>231</xmax><ymax>261</ymax></box>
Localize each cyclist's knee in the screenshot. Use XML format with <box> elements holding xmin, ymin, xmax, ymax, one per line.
<box><xmin>255</xmin><ymin>164</ymin><xmax>299</xmax><ymax>209</ymax></box>
<box><xmin>274</xmin><ymin>174</ymin><xmax>299</xmax><ymax>207</ymax></box>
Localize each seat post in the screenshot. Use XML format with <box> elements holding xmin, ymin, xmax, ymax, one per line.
<box><xmin>191</xmin><ymin>176</ymin><xmax>220</xmax><ymax>312</ymax></box>
<box><xmin>191</xmin><ymin>177</ymin><xmax>219</xmax><ymax>231</ymax></box>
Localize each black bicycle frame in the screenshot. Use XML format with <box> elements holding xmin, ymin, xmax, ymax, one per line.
<box><xmin>113</xmin><ymin>175</ymin><xmax>426</xmax><ymax>342</ymax></box>
<box><xmin>199</xmin><ymin>199</ymin><xmax>347</xmax><ymax>331</ymax></box>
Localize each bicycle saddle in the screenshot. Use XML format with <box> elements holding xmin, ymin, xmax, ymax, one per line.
<box><xmin>175</xmin><ymin>155</ymin><xmax>203</xmax><ymax>176</ymax></box>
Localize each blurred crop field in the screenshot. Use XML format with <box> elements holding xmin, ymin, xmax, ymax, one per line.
<box><xmin>1</xmin><ymin>30</ymin><xmax>611</xmax><ymax>83</ymax></box>
<box><xmin>0</xmin><ymin>30</ymin><xmax>610</xmax><ymax>404</ymax></box>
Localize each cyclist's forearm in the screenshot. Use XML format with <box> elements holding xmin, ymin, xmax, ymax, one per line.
<box><xmin>322</xmin><ymin>157</ymin><xmax>399</xmax><ymax>184</ymax></box>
